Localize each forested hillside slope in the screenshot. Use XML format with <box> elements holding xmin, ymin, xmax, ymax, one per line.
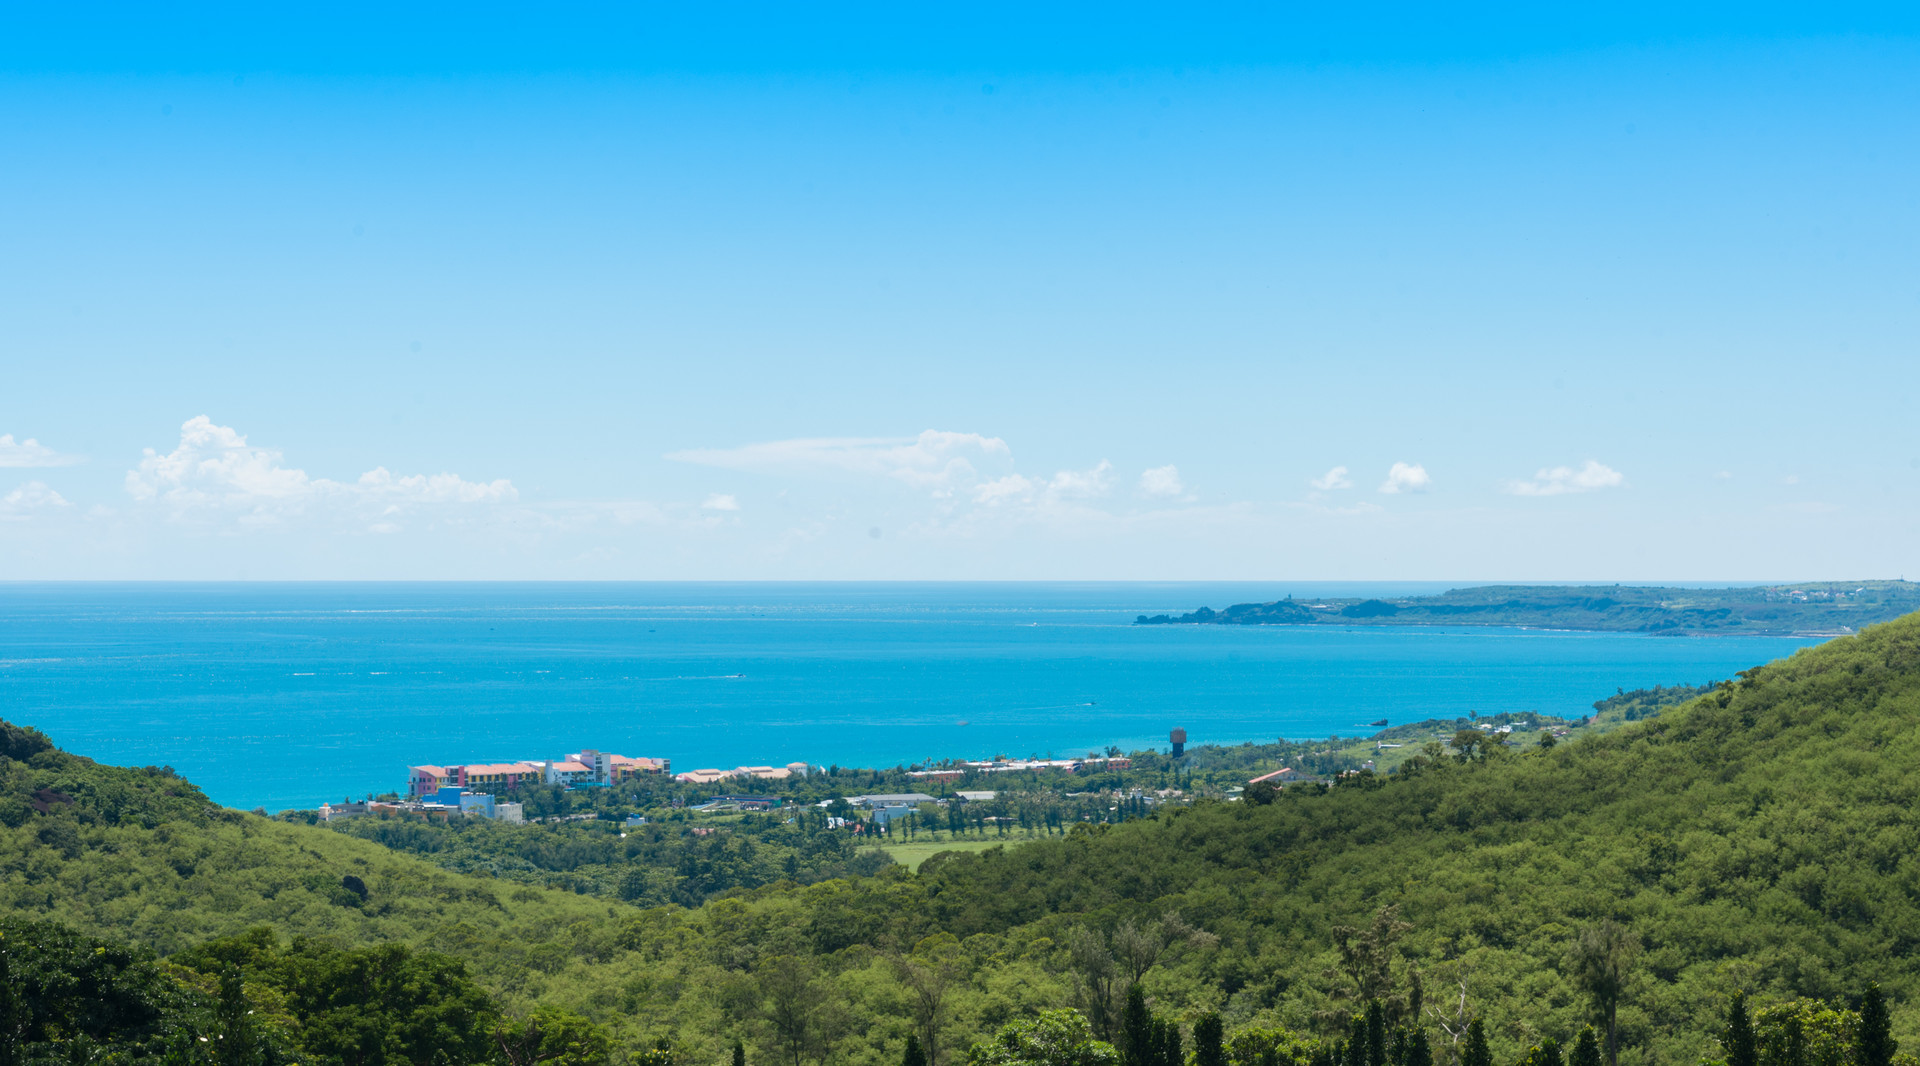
<box><xmin>6</xmin><ymin>613</ymin><xmax>1920</xmax><ymax>1066</ymax></box>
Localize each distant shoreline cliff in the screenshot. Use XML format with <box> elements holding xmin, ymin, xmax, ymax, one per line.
<box><xmin>1133</xmin><ymin>580</ymin><xmax>1920</xmax><ymax>636</ymax></box>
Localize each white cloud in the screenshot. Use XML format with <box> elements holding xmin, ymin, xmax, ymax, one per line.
<box><xmin>1310</xmin><ymin>466</ymin><xmax>1352</xmax><ymax>491</ymax></box>
<box><xmin>1139</xmin><ymin>465</ymin><xmax>1184</xmax><ymax>498</ymax></box>
<box><xmin>1505</xmin><ymin>460</ymin><xmax>1625</xmax><ymax>497</ymax></box>
<box><xmin>702</xmin><ymin>493</ymin><xmax>741</xmax><ymax>511</ymax></box>
<box><xmin>1049</xmin><ymin>461</ymin><xmax>1113</xmax><ymax>499</ymax></box>
<box><xmin>1378</xmin><ymin>462</ymin><xmax>1431</xmax><ymax>494</ymax></box>
<box><xmin>125</xmin><ymin>416</ymin><xmax>516</xmax><ymax>529</ymax></box>
<box><xmin>0</xmin><ymin>434</ymin><xmax>84</xmax><ymax>468</ymax></box>
<box><xmin>667</xmin><ymin>430</ymin><xmax>1010</xmax><ymax>492</ymax></box>
<box><xmin>354</xmin><ymin>467</ymin><xmax>516</xmax><ymax>504</ymax></box>
<box><xmin>1</xmin><ymin>480</ymin><xmax>72</xmax><ymax>518</ymax></box>
<box><xmin>972</xmin><ymin>474</ymin><xmax>1038</xmax><ymax>505</ymax></box>
<box><xmin>970</xmin><ymin>462</ymin><xmax>1113</xmax><ymax>508</ymax></box>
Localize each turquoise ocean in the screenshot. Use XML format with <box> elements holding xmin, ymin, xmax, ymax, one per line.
<box><xmin>0</xmin><ymin>582</ymin><xmax>1823</xmax><ymax>812</ymax></box>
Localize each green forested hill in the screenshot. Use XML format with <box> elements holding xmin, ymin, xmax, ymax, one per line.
<box><xmin>6</xmin><ymin>614</ymin><xmax>1920</xmax><ymax>1066</ymax></box>
<box><xmin>911</xmin><ymin>618</ymin><xmax>1920</xmax><ymax>1051</ymax></box>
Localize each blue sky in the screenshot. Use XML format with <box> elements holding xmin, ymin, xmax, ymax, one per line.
<box><xmin>3</xmin><ymin>4</ymin><xmax>1918</xmax><ymax>580</ymax></box>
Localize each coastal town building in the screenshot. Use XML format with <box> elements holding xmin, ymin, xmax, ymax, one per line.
<box><xmin>541</xmin><ymin>760</ymin><xmax>594</xmax><ymax>786</ymax></box>
<box><xmin>574</xmin><ymin>750</ymin><xmax>670</xmax><ymax>783</ymax></box>
<box><xmin>320</xmin><ymin>800</ymin><xmax>382</xmax><ymax>820</ymax></box>
<box><xmin>323</xmin><ymin>789</ymin><xmax>522</xmax><ymax>823</ymax></box>
<box><xmin>906</xmin><ymin>755</ymin><xmax>1130</xmax><ymax>778</ymax></box>
<box><xmin>673</xmin><ymin>761</ymin><xmax>810</xmax><ymax>784</ymax></box>
<box><xmin>406</xmin><ymin>747</ymin><xmax>669</xmax><ymax>797</ymax></box>
<box><xmin>457</xmin><ymin>763</ymin><xmax>543</xmax><ymax>790</ymax></box>
<box><xmin>697</xmin><ymin>795</ymin><xmax>784</xmax><ymax>811</ymax></box>
<box><xmin>845</xmin><ymin>793</ymin><xmax>937</xmax><ymax>807</ymax></box>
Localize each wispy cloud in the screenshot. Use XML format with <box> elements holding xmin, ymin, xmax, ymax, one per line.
<box><xmin>1139</xmin><ymin>465</ymin><xmax>1185</xmax><ymax>498</ymax></box>
<box><xmin>1049</xmin><ymin>461</ymin><xmax>1113</xmax><ymax>499</ymax></box>
<box><xmin>1505</xmin><ymin>460</ymin><xmax>1624</xmax><ymax>496</ymax></box>
<box><xmin>1378</xmin><ymin>462</ymin><xmax>1431</xmax><ymax>494</ymax></box>
<box><xmin>701</xmin><ymin>493</ymin><xmax>740</xmax><ymax>511</ymax></box>
<box><xmin>667</xmin><ymin>430</ymin><xmax>1010</xmax><ymax>493</ymax></box>
<box><xmin>972</xmin><ymin>474</ymin><xmax>1038</xmax><ymax>505</ymax></box>
<box><xmin>1309</xmin><ymin>466</ymin><xmax>1352</xmax><ymax>491</ymax></box>
<box><xmin>0</xmin><ymin>480</ymin><xmax>72</xmax><ymax>519</ymax></box>
<box><xmin>973</xmin><ymin>462</ymin><xmax>1114</xmax><ymax>507</ymax></box>
<box><xmin>125</xmin><ymin>416</ymin><xmax>516</xmax><ymax>529</ymax></box>
<box><xmin>0</xmin><ymin>434</ymin><xmax>84</xmax><ymax>468</ymax></box>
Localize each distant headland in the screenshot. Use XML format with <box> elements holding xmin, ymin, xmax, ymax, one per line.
<box><xmin>1133</xmin><ymin>580</ymin><xmax>1920</xmax><ymax>636</ymax></box>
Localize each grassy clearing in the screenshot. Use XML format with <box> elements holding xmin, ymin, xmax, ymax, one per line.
<box><xmin>863</xmin><ymin>834</ymin><xmax>1042</xmax><ymax>871</ymax></box>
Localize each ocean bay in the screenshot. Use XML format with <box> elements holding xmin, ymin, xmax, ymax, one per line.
<box><xmin>0</xmin><ymin>581</ymin><xmax>1821</xmax><ymax>812</ymax></box>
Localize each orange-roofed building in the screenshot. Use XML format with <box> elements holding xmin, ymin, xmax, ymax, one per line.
<box><xmin>609</xmin><ymin>754</ymin><xmax>670</xmax><ymax>780</ymax></box>
<box><xmin>458</xmin><ymin>762</ymin><xmax>542</xmax><ymax>789</ymax></box>
<box><xmin>408</xmin><ymin>765</ymin><xmax>451</xmax><ymax>798</ymax></box>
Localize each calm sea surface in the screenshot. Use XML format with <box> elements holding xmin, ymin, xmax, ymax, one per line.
<box><xmin>0</xmin><ymin>582</ymin><xmax>1823</xmax><ymax>812</ymax></box>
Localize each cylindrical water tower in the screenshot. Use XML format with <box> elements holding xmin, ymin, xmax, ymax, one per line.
<box><xmin>1170</xmin><ymin>728</ymin><xmax>1187</xmax><ymax>757</ymax></box>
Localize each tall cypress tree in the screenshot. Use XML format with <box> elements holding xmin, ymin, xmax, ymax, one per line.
<box><xmin>903</xmin><ymin>1033</ymin><xmax>927</xmax><ymax>1066</ymax></box>
<box><xmin>1463</xmin><ymin>1021</ymin><xmax>1493</xmax><ymax>1066</ymax></box>
<box><xmin>1571</xmin><ymin>1028</ymin><xmax>1602</xmax><ymax>1066</ymax></box>
<box><xmin>1159</xmin><ymin>1018</ymin><xmax>1184</xmax><ymax>1066</ymax></box>
<box><xmin>1123</xmin><ymin>984</ymin><xmax>1153</xmax><ymax>1066</ymax></box>
<box><xmin>1858</xmin><ymin>984</ymin><xmax>1896</xmax><ymax>1066</ymax></box>
<box><xmin>1725</xmin><ymin>993</ymin><xmax>1756</xmax><ymax>1066</ymax></box>
<box><xmin>1348</xmin><ymin>1015</ymin><xmax>1372</xmax><ymax>1066</ymax></box>
<box><xmin>1194</xmin><ymin>1012</ymin><xmax>1226</xmax><ymax>1066</ymax></box>
<box><xmin>734</xmin><ymin>1040</ymin><xmax>748</xmax><ymax>1066</ymax></box>
<box><xmin>1404</xmin><ymin>1028</ymin><xmax>1431</xmax><ymax>1066</ymax></box>
<box><xmin>1367</xmin><ymin>1002</ymin><xmax>1388</xmax><ymax>1066</ymax></box>
<box><xmin>1539</xmin><ymin>1037</ymin><xmax>1563</xmax><ymax>1066</ymax></box>
<box><xmin>0</xmin><ymin>945</ymin><xmax>19</xmax><ymax>1066</ymax></box>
